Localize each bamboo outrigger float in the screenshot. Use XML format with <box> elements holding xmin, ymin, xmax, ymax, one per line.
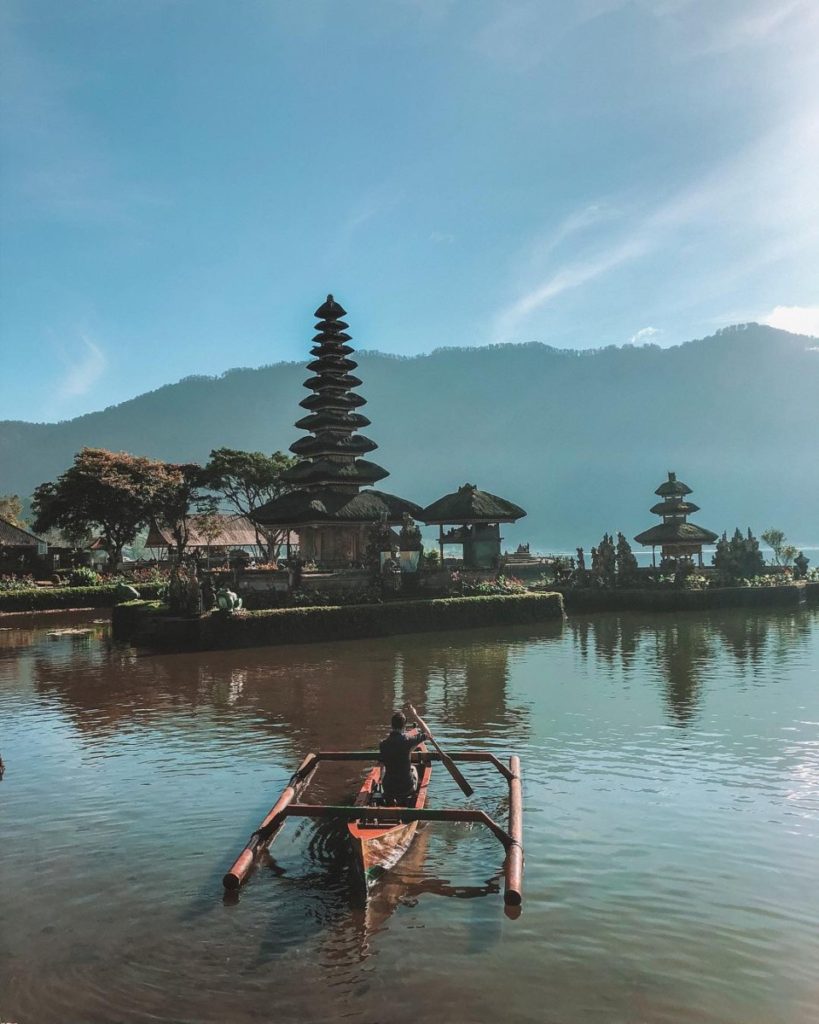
<box><xmin>223</xmin><ymin>748</ymin><xmax>524</xmax><ymax>907</ymax></box>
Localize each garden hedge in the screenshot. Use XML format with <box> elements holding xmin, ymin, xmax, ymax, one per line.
<box><xmin>112</xmin><ymin>592</ymin><xmax>565</xmax><ymax>650</ymax></box>
<box><xmin>0</xmin><ymin>582</ymin><xmax>164</xmax><ymax>613</ymax></box>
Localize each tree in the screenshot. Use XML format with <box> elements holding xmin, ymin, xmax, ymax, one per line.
<box><xmin>0</xmin><ymin>494</ymin><xmax>24</xmax><ymax>527</ymax></box>
<box><xmin>150</xmin><ymin>463</ymin><xmax>209</xmax><ymax>566</ymax></box>
<box><xmin>615</xmin><ymin>532</ymin><xmax>639</xmax><ymax>585</ymax></box>
<box><xmin>200</xmin><ymin>448</ymin><xmax>296</xmax><ymax>559</ymax></box>
<box><xmin>761</xmin><ymin>527</ymin><xmax>798</xmax><ymax>566</ymax></box>
<box><xmin>591</xmin><ymin>532</ymin><xmax>616</xmax><ymax>587</ymax></box>
<box><xmin>32</xmin><ymin>448</ymin><xmax>165</xmax><ymax>569</ymax></box>
<box><xmin>196</xmin><ymin>510</ymin><xmax>225</xmax><ymax>569</ymax></box>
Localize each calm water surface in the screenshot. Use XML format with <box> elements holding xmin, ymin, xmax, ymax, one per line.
<box><xmin>1</xmin><ymin>608</ymin><xmax>818</xmax><ymax>1024</ymax></box>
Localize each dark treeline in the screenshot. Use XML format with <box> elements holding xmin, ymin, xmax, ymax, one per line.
<box><xmin>2</xmin><ymin>324</ymin><xmax>817</xmax><ymax>548</ymax></box>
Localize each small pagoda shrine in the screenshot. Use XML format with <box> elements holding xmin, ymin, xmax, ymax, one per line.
<box><xmin>254</xmin><ymin>296</ymin><xmax>421</xmax><ymax>566</ymax></box>
<box><xmin>633</xmin><ymin>471</ymin><xmax>718</xmax><ymax>567</ymax></box>
<box><xmin>421</xmin><ymin>484</ymin><xmax>526</xmax><ymax>568</ymax></box>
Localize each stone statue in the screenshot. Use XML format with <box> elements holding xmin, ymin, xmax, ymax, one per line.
<box><xmin>794</xmin><ymin>550</ymin><xmax>809</xmax><ymax>580</ymax></box>
<box><xmin>201</xmin><ymin>573</ymin><xmax>216</xmax><ymax>611</ymax></box>
<box><xmin>216</xmin><ymin>587</ymin><xmax>243</xmax><ymax>614</ymax></box>
<box><xmin>186</xmin><ymin>565</ymin><xmax>203</xmax><ymax>616</ymax></box>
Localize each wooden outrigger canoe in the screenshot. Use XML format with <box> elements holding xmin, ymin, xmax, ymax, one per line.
<box><xmin>347</xmin><ymin>744</ymin><xmax>432</xmax><ymax>889</ymax></box>
<box><xmin>223</xmin><ymin>748</ymin><xmax>523</xmax><ymax>908</ymax></box>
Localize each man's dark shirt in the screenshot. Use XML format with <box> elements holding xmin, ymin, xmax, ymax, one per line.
<box><xmin>379</xmin><ymin>727</ymin><xmax>427</xmax><ymax>801</ymax></box>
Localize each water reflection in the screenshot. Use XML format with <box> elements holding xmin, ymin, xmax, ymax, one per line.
<box><xmin>3</xmin><ymin>609</ymin><xmax>819</xmax><ymax>1024</ymax></box>
<box><xmin>570</xmin><ymin>608</ymin><xmax>817</xmax><ymax>725</ymax></box>
<box><xmin>26</xmin><ymin>622</ymin><xmax>551</xmax><ymax>758</ymax></box>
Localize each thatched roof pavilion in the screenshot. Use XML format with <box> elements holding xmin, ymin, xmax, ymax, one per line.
<box><xmin>254</xmin><ymin>296</ymin><xmax>420</xmax><ymax>567</ymax></box>
<box><xmin>421</xmin><ymin>484</ymin><xmax>526</xmax><ymax>568</ymax></box>
<box><xmin>145</xmin><ymin>515</ymin><xmax>268</xmax><ymax>555</ymax></box>
<box><xmin>634</xmin><ymin>472</ymin><xmax>717</xmax><ymax>567</ymax></box>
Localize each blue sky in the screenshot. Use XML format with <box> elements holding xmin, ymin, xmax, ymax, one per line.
<box><xmin>1</xmin><ymin>0</ymin><xmax>818</xmax><ymax>423</ymax></box>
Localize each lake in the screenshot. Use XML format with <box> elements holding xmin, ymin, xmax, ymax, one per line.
<box><xmin>1</xmin><ymin>607</ymin><xmax>817</xmax><ymax>1023</ymax></box>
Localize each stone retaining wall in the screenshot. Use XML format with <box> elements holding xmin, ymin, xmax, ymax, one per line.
<box><xmin>112</xmin><ymin>592</ymin><xmax>565</xmax><ymax>651</ymax></box>
<box><xmin>554</xmin><ymin>582</ymin><xmax>809</xmax><ymax>614</ymax></box>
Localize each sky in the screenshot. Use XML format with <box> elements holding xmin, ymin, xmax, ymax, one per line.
<box><xmin>1</xmin><ymin>0</ymin><xmax>818</xmax><ymax>423</ymax></box>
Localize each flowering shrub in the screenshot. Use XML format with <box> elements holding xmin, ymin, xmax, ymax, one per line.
<box><xmin>67</xmin><ymin>567</ymin><xmax>102</xmax><ymax>587</ymax></box>
<box><xmin>115</xmin><ymin>566</ymin><xmax>171</xmax><ymax>584</ymax></box>
<box><xmin>448</xmin><ymin>572</ymin><xmax>527</xmax><ymax>597</ymax></box>
<box><xmin>0</xmin><ymin>573</ymin><xmax>37</xmax><ymax>592</ymax></box>
<box><xmin>289</xmin><ymin>585</ymin><xmax>383</xmax><ymax>608</ymax></box>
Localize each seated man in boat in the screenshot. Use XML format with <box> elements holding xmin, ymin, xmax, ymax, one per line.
<box><xmin>378</xmin><ymin>711</ymin><xmax>428</xmax><ymax>805</ymax></box>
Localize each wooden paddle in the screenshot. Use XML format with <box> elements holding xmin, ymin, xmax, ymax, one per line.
<box><xmin>408</xmin><ymin>703</ymin><xmax>474</xmax><ymax>798</ymax></box>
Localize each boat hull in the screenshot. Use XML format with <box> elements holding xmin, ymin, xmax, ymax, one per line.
<box><xmin>347</xmin><ymin>746</ymin><xmax>431</xmax><ymax>889</ymax></box>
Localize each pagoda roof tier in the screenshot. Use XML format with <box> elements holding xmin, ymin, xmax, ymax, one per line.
<box><xmin>254</xmin><ymin>488</ymin><xmax>423</xmax><ymax>528</ymax></box>
<box><xmin>314</xmin><ymin>320</ymin><xmax>349</xmax><ymax>336</ymax></box>
<box><xmin>654</xmin><ymin>471</ymin><xmax>692</xmax><ymax>497</ymax></box>
<box><xmin>294</xmin><ymin>411</ymin><xmax>371</xmax><ymax>431</ymax></box>
<box><xmin>634</xmin><ymin>521</ymin><xmax>718</xmax><ymax>546</ymax></box>
<box><xmin>299</xmin><ymin>392</ymin><xmax>367</xmax><ymax>411</ymax></box>
<box><xmin>289</xmin><ymin>435</ymin><xmax>378</xmax><ymax>457</ymax></box>
<box><xmin>303</xmin><ymin>373</ymin><xmax>363</xmax><ymax>391</ymax></box>
<box><xmin>311</xmin><ymin>342</ymin><xmax>353</xmax><ymax>356</ymax></box>
<box><xmin>311</xmin><ymin>331</ymin><xmax>350</xmax><ymax>344</ymax></box>
<box><xmin>306</xmin><ymin>356</ymin><xmax>358</xmax><ymax>373</ymax></box>
<box><xmin>421</xmin><ymin>483</ymin><xmax>527</xmax><ymax>524</ymax></box>
<box><xmin>280</xmin><ymin>458</ymin><xmax>389</xmax><ymax>486</ymax></box>
<box><xmin>649</xmin><ymin>499</ymin><xmax>700</xmax><ymax>516</ymax></box>
<box><xmin>314</xmin><ymin>295</ymin><xmax>347</xmax><ymax>320</ymax></box>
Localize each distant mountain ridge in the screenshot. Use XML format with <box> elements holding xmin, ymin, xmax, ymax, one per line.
<box><xmin>2</xmin><ymin>324</ymin><xmax>817</xmax><ymax>550</ymax></box>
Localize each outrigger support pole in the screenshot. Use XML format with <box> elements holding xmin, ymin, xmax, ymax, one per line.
<box><xmin>222</xmin><ymin>749</ymin><xmax>525</xmax><ymax>905</ymax></box>
<box><xmin>504</xmin><ymin>756</ymin><xmax>524</xmax><ymax>906</ymax></box>
<box><xmin>222</xmin><ymin>752</ymin><xmax>319</xmax><ymax>891</ymax></box>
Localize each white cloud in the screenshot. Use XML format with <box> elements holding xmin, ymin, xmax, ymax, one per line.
<box><xmin>763</xmin><ymin>306</ymin><xmax>819</xmax><ymax>337</ymax></box>
<box><xmin>429</xmin><ymin>231</ymin><xmax>455</xmax><ymax>244</ymax></box>
<box><xmin>493</xmin><ymin>237</ymin><xmax>647</xmax><ymax>341</ymax></box>
<box><xmin>630</xmin><ymin>327</ymin><xmax>660</xmax><ymax>343</ymax></box>
<box><xmin>57</xmin><ymin>334</ymin><xmax>107</xmax><ymax>400</ymax></box>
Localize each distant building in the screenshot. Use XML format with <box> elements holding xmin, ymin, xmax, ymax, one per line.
<box><xmin>254</xmin><ymin>296</ymin><xmax>421</xmax><ymax>567</ymax></box>
<box><xmin>145</xmin><ymin>514</ymin><xmax>281</xmax><ymax>563</ymax></box>
<box><xmin>421</xmin><ymin>484</ymin><xmax>527</xmax><ymax>569</ymax></box>
<box><xmin>634</xmin><ymin>471</ymin><xmax>717</xmax><ymax>567</ymax></box>
<box><xmin>0</xmin><ymin>516</ymin><xmax>48</xmax><ymax>573</ymax></box>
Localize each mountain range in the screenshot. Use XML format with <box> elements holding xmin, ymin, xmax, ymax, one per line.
<box><xmin>2</xmin><ymin>323</ymin><xmax>817</xmax><ymax>551</ymax></box>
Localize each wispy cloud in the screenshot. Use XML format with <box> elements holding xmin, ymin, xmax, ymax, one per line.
<box><xmin>492</xmin><ymin>103</ymin><xmax>819</xmax><ymax>341</ymax></box>
<box><xmin>57</xmin><ymin>333</ymin><xmax>107</xmax><ymax>400</ymax></box>
<box><xmin>334</xmin><ymin>184</ymin><xmax>405</xmax><ymax>248</ymax></box>
<box><xmin>763</xmin><ymin>306</ymin><xmax>819</xmax><ymax>337</ymax></box>
<box><xmin>493</xmin><ymin>236</ymin><xmax>647</xmax><ymax>341</ymax></box>
<box><xmin>630</xmin><ymin>327</ymin><xmax>660</xmax><ymax>344</ymax></box>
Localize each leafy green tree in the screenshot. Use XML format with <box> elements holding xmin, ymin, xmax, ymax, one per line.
<box><xmin>150</xmin><ymin>463</ymin><xmax>210</xmax><ymax>566</ymax></box>
<box><xmin>200</xmin><ymin>448</ymin><xmax>295</xmax><ymax>559</ymax></box>
<box><xmin>0</xmin><ymin>494</ymin><xmax>24</xmax><ymax>527</ymax></box>
<box><xmin>761</xmin><ymin>527</ymin><xmax>797</xmax><ymax>566</ymax></box>
<box><xmin>32</xmin><ymin>448</ymin><xmax>165</xmax><ymax>569</ymax></box>
<box><xmin>591</xmin><ymin>532</ymin><xmax>617</xmax><ymax>587</ymax></box>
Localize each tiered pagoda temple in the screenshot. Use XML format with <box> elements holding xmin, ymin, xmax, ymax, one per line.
<box><xmin>254</xmin><ymin>296</ymin><xmax>421</xmax><ymax>566</ymax></box>
<box><xmin>634</xmin><ymin>471</ymin><xmax>718</xmax><ymax>567</ymax></box>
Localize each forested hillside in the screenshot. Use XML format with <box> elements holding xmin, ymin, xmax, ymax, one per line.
<box><xmin>2</xmin><ymin>324</ymin><xmax>817</xmax><ymax>549</ymax></box>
